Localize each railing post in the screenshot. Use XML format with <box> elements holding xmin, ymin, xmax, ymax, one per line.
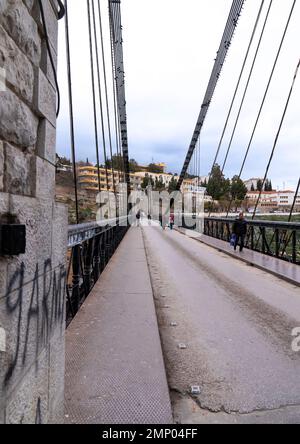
<box><xmin>275</xmin><ymin>229</ymin><xmax>280</xmax><ymax>258</ymax></box>
<box><xmin>83</xmin><ymin>238</ymin><xmax>94</xmax><ymax>294</ymax></box>
<box><xmin>93</xmin><ymin>235</ymin><xmax>101</xmax><ymax>282</ymax></box>
<box><xmin>261</xmin><ymin>227</ymin><xmax>267</xmax><ymax>254</ymax></box>
<box><xmin>72</xmin><ymin>245</ymin><xmax>81</xmax><ymax>313</ymax></box>
<box><xmin>292</xmin><ymin>230</ymin><xmax>297</xmax><ymax>264</ymax></box>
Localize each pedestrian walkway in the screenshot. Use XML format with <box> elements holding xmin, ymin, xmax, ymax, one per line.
<box><xmin>65</xmin><ymin>228</ymin><xmax>173</xmax><ymax>424</ymax></box>
<box><xmin>177</xmin><ymin>228</ymin><xmax>300</xmax><ymax>287</ymax></box>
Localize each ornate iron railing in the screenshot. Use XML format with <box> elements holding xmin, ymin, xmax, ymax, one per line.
<box><xmin>66</xmin><ymin>217</ymin><xmax>129</xmax><ymax>325</ymax></box>
<box><xmin>202</xmin><ymin>217</ymin><xmax>300</xmax><ymax>265</ymax></box>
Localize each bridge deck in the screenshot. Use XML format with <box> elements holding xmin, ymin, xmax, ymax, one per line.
<box><xmin>65</xmin><ymin>228</ymin><xmax>173</xmax><ymax>424</ymax></box>
<box><xmin>177</xmin><ymin>228</ymin><xmax>300</xmax><ymax>287</ymax></box>
<box><xmin>142</xmin><ymin>226</ymin><xmax>300</xmax><ymax>423</ymax></box>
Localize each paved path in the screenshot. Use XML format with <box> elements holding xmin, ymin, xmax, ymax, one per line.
<box><xmin>65</xmin><ymin>228</ymin><xmax>172</xmax><ymax>424</ymax></box>
<box><xmin>177</xmin><ymin>228</ymin><xmax>300</xmax><ymax>287</ymax></box>
<box><xmin>142</xmin><ymin>226</ymin><xmax>300</xmax><ymax>423</ymax></box>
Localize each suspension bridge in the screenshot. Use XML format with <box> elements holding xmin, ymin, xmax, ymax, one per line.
<box><xmin>0</xmin><ymin>0</ymin><xmax>300</xmax><ymax>425</ymax></box>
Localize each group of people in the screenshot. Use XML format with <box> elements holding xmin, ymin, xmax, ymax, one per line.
<box><xmin>135</xmin><ymin>209</ymin><xmax>248</xmax><ymax>253</ymax></box>
<box><xmin>135</xmin><ymin>210</ymin><xmax>175</xmax><ymax>230</ymax></box>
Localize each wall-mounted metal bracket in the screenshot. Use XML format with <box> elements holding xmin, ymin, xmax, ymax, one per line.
<box><xmin>0</xmin><ymin>225</ymin><xmax>26</xmax><ymax>256</ymax></box>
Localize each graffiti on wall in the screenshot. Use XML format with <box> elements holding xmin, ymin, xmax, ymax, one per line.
<box><xmin>3</xmin><ymin>259</ymin><xmax>66</xmax><ymax>386</ymax></box>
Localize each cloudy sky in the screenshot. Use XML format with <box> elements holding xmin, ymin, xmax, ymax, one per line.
<box><xmin>56</xmin><ymin>0</ymin><xmax>300</xmax><ymax>190</ymax></box>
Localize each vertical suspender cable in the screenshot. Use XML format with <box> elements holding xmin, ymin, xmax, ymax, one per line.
<box><xmin>64</xmin><ymin>0</ymin><xmax>79</xmax><ymax>224</ymax></box>
<box><xmin>91</xmin><ymin>0</ymin><xmax>110</xmax><ymax>192</ymax></box>
<box><xmin>221</xmin><ymin>0</ymin><xmax>273</xmax><ymax>174</ymax></box>
<box><xmin>252</xmin><ymin>58</ymin><xmax>300</xmax><ymax>219</ymax></box>
<box><xmin>98</xmin><ymin>0</ymin><xmax>116</xmax><ymax>194</ymax></box>
<box><xmin>226</xmin><ymin>0</ymin><xmax>296</xmax><ymax>216</ymax></box>
<box><xmin>210</xmin><ymin>0</ymin><xmax>265</xmax><ymax>173</ymax></box>
<box><xmin>289</xmin><ymin>178</ymin><xmax>300</xmax><ymax>222</ymax></box>
<box><xmin>87</xmin><ymin>0</ymin><xmax>101</xmax><ymax>193</ymax></box>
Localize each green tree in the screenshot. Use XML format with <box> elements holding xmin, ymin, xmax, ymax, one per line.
<box><xmin>141</xmin><ymin>176</ymin><xmax>154</xmax><ymax>189</ymax></box>
<box><xmin>231</xmin><ymin>175</ymin><xmax>248</xmax><ymax>201</ymax></box>
<box><xmin>257</xmin><ymin>179</ymin><xmax>263</xmax><ymax>191</ymax></box>
<box><xmin>154</xmin><ymin>177</ymin><xmax>165</xmax><ymax>191</ymax></box>
<box><xmin>168</xmin><ymin>176</ymin><xmax>178</xmax><ymax>193</ymax></box>
<box><xmin>251</xmin><ymin>183</ymin><xmax>255</xmax><ymax>192</ymax></box>
<box><xmin>129</xmin><ymin>159</ymin><xmax>139</xmax><ymax>173</ymax></box>
<box><xmin>207</xmin><ymin>164</ymin><xmax>230</xmax><ymax>200</ymax></box>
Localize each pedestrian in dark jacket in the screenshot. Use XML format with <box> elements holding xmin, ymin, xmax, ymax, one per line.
<box><xmin>232</xmin><ymin>212</ymin><xmax>247</xmax><ymax>252</ymax></box>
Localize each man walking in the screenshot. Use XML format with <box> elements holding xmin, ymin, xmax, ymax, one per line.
<box><xmin>232</xmin><ymin>212</ymin><xmax>247</xmax><ymax>252</ymax></box>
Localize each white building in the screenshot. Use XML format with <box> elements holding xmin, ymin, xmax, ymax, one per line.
<box><xmin>246</xmin><ymin>190</ymin><xmax>300</xmax><ymax>210</ymax></box>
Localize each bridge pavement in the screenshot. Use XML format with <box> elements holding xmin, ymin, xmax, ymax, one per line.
<box><xmin>142</xmin><ymin>225</ymin><xmax>300</xmax><ymax>423</ymax></box>
<box><xmin>65</xmin><ymin>227</ymin><xmax>173</xmax><ymax>424</ymax></box>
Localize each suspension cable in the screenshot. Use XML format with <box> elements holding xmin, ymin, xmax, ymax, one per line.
<box><xmin>252</xmin><ymin>58</ymin><xmax>300</xmax><ymax>219</ymax></box>
<box><xmin>64</xmin><ymin>0</ymin><xmax>79</xmax><ymax>223</ymax></box>
<box><xmin>289</xmin><ymin>178</ymin><xmax>300</xmax><ymax>222</ymax></box>
<box><xmin>226</xmin><ymin>0</ymin><xmax>296</xmax><ymax>216</ymax></box>
<box><xmin>91</xmin><ymin>0</ymin><xmax>110</xmax><ymax>192</ymax></box>
<box><xmin>98</xmin><ymin>0</ymin><xmax>116</xmax><ymax>194</ymax></box>
<box><xmin>222</xmin><ymin>0</ymin><xmax>273</xmax><ymax>174</ymax></box>
<box><xmin>38</xmin><ymin>0</ymin><xmax>63</xmax><ymax>117</ymax></box>
<box><xmin>210</xmin><ymin>0</ymin><xmax>265</xmax><ymax>174</ymax></box>
<box><xmin>87</xmin><ymin>0</ymin><xmax>102</xmax><ymax>193</ymax></box>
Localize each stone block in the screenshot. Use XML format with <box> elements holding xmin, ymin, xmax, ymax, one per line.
<box><xmin>5</xmin><ymin>349</ymin><xmax>49</xmax><ymax>424</ymax></box>
<box><xmin>0</xmin><ymin>65</ymin><xmax>6</xmax><ymax>92</ymax></box>
<box><xmin>40</xmin><ymin>38</ymin><xmax>57</xmax><ymax>88</ymax></box>
<box><xmin>37</xmin><ymin>118</ymin><xmax>56</xmax><ymax>164</ymax></box>
<box><xmin>0</xmin><ymin>24</ymin><xmax>34</xmax><ymax>103</ymax></box>
<box><xmin>0</xmin><ymin>0</ymin><xmax>41</xmax><ymax>66</ymax></box>
<box><xmin>48</xmin><ymin>326</ymin><xmax>65</xmax><ymax>424</ymax></box>
<box><xmin>52</xmin><ymin>202</ymin><xmax>68</xmax><ymax>269</ymax></box>
<box><xmin>35</xmin><ymin>156</ymin><xmax>56</xmax><ymax>200</ymax></box>
<box><xmin>0</xmin><ymin>262</ymin><xmax>66</xmax><ymax>396</ymax></box>
<box><xmin>0</xmin><ymin>141</ymin><xmax>4</xmax><ymax>190</ymax></box>
<box><xmin>4</xmin><ymin>195</ymin><xmax>52</xmax><ymax>288</ymax></box>
<box><xmin>23</xmin><ymin>0</ymin><xmax>35</xmax><ymax>13</ymax></box>
<box><xmin>34</xmin><ymin>68</ymin><xmax>56</xmax><ymax>126</ymax></box>
<box><xmin>4</xmin><ymin>142</ymin><xmax>36</xmax><ymax>196</ymax></box>
<box><xmin>0</xmin><ymin>88</ymin><xmax>39</xmax><ymax>147</ymax></box>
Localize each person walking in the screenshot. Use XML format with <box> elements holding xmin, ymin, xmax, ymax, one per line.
<box><xmin>136</xmin><ymin>210</ymin><xmax>141</xmax><ymax>227</ymax></box>
<box><xmin>232</xmin><ymin>212</ymin><xmax>247</xmax><ymax>252</ymax></box>
<box><xmin>169</xmin><ymin>213</ymin><xmax>175</xmax><ymax>230</ymax></box>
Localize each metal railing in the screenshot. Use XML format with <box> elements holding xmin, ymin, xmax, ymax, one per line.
<box><xmin>66</xmin><ymin>217</ymin><xmax>129</xmax><ymax>325</ymax></box>
<box><xmin>202</xmin><ymin>217</ymin><xmax>300</xmax><ymax>265</ymax></box>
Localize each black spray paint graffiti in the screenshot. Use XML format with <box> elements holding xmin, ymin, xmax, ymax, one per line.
<box><xmin>4</xmin><ymin>260</ymin><xmax>66</xmax><ymax>385</ymax></box>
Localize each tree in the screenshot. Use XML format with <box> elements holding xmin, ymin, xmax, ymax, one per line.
<box><xmin>257</xmin><ymin>179</ymin><xmax>263</xmax><ymax>192</ymax></box>
<box><xmin>251</xmin><ymin>183</ymin><xmax>255</xmax><ymax>192</ymax></box>
<box><xmin>264</xmin><ymin>179</ymin><xmax>273</xmax><ymax>192</ymax></box>
<box><xmin>231</xmin><ymin>175</ymin><xmax>248</xmax><ymax>201</ymax></box>
<box><xmin>141</xmin><ymin>176</ymin><xmax>154</xmax><ymax>190</ymax></box>
<box><xmin>148</xmin><ymin>163</ymin><xmax>163</xmax><ymax>174</ymax></box>
<box><xmin>129</xmin><ymin>159</ymin><xmax>139</xmax><ymax>173</ymax></box>
<box><xmin>154</xmin><ymin>177</ymin><xmax>165</xmax><ymax>191</ymax></box>
<box><xmin>207</xmin><ymin>164</ymin><xmax>230</xmax><ymax>201</ymax></box>
<box><xmin>168</xmin><ymin>176</ymin><xmax>178</xmax><ymax>193</ymax></box>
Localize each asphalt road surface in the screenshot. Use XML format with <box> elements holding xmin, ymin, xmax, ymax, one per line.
<box><xmin>142</xmin><ymin>225</ymin><xmax>300</xmax><ymax>424</ymax></box>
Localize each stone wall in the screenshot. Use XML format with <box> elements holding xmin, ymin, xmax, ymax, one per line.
<box><xmin>0</xmin><ymin>0</ymin><xmax>67</xmax><ymax>424</ymax></box>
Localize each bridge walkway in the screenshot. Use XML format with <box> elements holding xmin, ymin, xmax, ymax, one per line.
<box><xmin>177</xmin><ymin>228</ymin><xmax>300</xmax><ymax>287</ymax></box>
<box><xmin>65</xmin><ymin>227</ymin><xmax>173</xmax><ymax>424</ymax></box>
<box><xmin>142</xmin><ymin>225</ymin><xmax>300</xmax><ymax>423</ymax></box>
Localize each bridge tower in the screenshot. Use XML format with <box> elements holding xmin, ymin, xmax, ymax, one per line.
<box><xmin>0</xmin><ymin>1</ymin><xmax>67</xmax><ymax>423</ymax></box>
